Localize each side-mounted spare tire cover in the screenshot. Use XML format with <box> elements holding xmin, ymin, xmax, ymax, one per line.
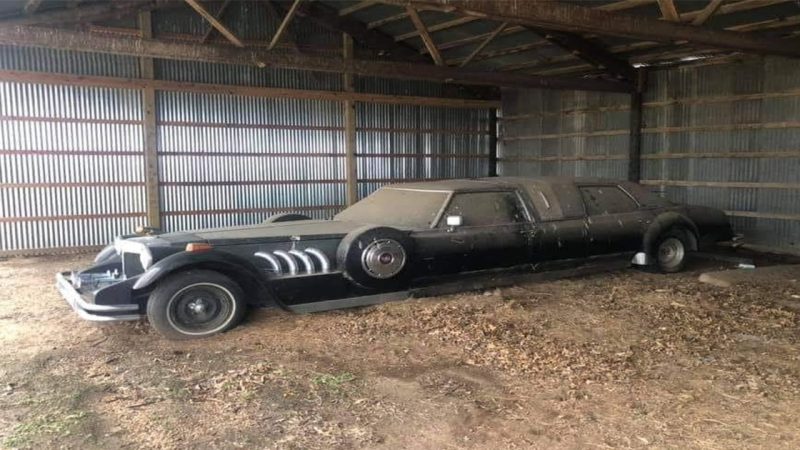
<box><xmin>263</xmin><ymin>213</ymin><xmax>312</xmax><ymax>223</ymax></box>
<box><xmin>336</xmin><ymin>226</ymin><xmax>414</xmax><ymax>290</ymax></box>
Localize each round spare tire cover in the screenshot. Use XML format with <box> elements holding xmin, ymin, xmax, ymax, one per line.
<box><xmin>336</xmin><ymin>226</ymin><xmax>414</xmax><ymax>290</ymax></box>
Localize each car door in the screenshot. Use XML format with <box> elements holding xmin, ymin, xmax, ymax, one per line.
<box><xmin>520</xmin><ymin>183</ymin><xmax>588</xmax><ymax>262</ymax></box>
<box><xmin>579</xmin><ymin>185</ymin><xmax>650</xmax><ymax>255</ymax></box>
<box><xmin>411</xmin><ymin>190</ymin><xmax>532</xmax><ymax>274</ymax></box>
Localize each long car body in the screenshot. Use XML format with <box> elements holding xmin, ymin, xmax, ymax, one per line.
<box><xmin>57</xmin><ymin>177</ymin><xmax>734</xmax><ymax>339</ymax></box>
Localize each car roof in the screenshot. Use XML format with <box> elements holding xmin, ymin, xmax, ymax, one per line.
<box><xmin>384</xmin><ymin>176</ymin><xmax>625</xmax><ymax>193</ymax></box>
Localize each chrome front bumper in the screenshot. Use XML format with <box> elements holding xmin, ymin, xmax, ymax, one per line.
<box><xmin>55</xmin><ymin>272</ymin><xmax>142</xmax><ymax>322</ymax></box>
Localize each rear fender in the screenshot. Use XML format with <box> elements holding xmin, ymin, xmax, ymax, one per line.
<box><xmin>132</xmin><ymin>250</ymin><xmax>278</xmax><ymax>307</ymax></box>
<box><xmin>642</xmin><ymin>212</ymin><xmax>699</xmax><ymax>255</ymax></box>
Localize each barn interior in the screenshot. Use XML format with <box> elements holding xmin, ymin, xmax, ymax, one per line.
<box><xmin>1</xmin><ymin>1</ymin><xmax>800</xmax><ymax>448</ymax></box>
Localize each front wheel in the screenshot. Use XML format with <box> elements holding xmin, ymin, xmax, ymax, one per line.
<box><xmin>655</xmin><ymin>229</ymin><xmax>691</xmax><ymax>273</ymax></box>
<box><xmin>146</xmin><ymin>270</ymin><xmax>246</xmax><ymax>340</ymax></box>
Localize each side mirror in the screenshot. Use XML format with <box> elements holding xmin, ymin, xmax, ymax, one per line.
<box><xmin>445</xmin><ymin>215</ymin><xmax>463</xmax><ymax>231</ymax></box>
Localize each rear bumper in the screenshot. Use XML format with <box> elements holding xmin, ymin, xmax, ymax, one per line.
<box><xmin>56</xmin><ymin>272</ymin><xmax>142</xmax><ymax>322</ymax></box>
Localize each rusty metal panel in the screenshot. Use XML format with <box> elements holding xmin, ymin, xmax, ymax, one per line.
<box><xmin>0</xmin><ymin>81</ymin><xmax>145</xmax><ymax>252</ymax></box>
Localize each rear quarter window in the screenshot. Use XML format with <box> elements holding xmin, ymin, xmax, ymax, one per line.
<box><xmin>580</xmin><ymin>186</ymin><xmax>639</xmax><ymax>216</ymax></box>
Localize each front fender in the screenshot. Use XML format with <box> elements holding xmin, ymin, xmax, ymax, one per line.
<box><xmin>642</xmin><ymin>211</ymin><xmax>700</xmax><ymax>254</ymax></box>
<box><xmin>132</xmin><ymin>249</ymin><xmax>276</xmax><ymax>306</ymax></box>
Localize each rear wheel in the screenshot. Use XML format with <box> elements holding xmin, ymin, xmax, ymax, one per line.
<box><xmin>146</xmin><ymin>270</ymin><xmax>246</xmax><ymax>340</ymax></box>
<box><xmin>655</xmin><ymin>229</ymin><xmax>692</xmax><ymax>273</ymax></box>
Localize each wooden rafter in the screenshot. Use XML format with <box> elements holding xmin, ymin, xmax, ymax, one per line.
<box><xmin>395</xmin><ymin>16</ymin><xmax>477</xmax><ymax>41</ymax></box>
<box><xmin>376</xmin><ymin>0</ymin><xmax>800</xmax><ymax>58</ymax></box>
<box><xmin>0</xmin><ymin>25</ymin><xmax>632</xmax><ymax>92</ymax></box>
<box><xmin>200</xmin><ymin>0</ymin><xmax>233</xmax><ymax>44</ymax></box>
<box><xmin>448</xmin><ymin>40</ymin><xmax>548</xmax><ymax>66</ymax></box>
<box><xmin>339</xmin><ymin>1</ymin><xmax>379</xmax><ymax>16</ymax></box>
<box><xmin>294</xmin><ymin>1</ymin><xmax>427</xmax><ymax>62</ymax></box>
<box><xmin>689</xmin><ymin>0</ymin><xmax>725</xmax><ymax>26</ymax></box>
<box><xmin>405</xmin><ymin>6</ymin><xmax>444</xmax><ymax>65</ymax></box>
<box><xmin>459</xmin><ymin>22</ymin><xmax>506</xmax><ymax>67</ymax></box>
<box><xmin>657</xmin><ymin>0</ymin><xmax>680</xmax><ymax>21</ymax></box>
<box><xmin>268</xmin><ymin>0</ymin><xmax>302</xmax><ymax>50</ymax></box>
<box><xmin>184</xmin><ymin>0</ymin><xmax>244</xmax><ymax>47</ymax></box>
<box><xmin>533</xmin><ymin>29</ymin><xmax>634</xmax><ymax>80</ymax></box>
<box><xmin>597</xmin><ymin>0</ymin><xmax>656</xmax><ymax>12</ymax></box>
<box><xmin>425</xmin><ymin>25</ymin><xmax>524</xmax><ymax>55</ymax></box>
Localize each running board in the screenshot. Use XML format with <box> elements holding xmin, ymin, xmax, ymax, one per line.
<box><xmin>284</xmin><ymin>258</ymin><xmax>631</xmax><ymax>314</ymax></box>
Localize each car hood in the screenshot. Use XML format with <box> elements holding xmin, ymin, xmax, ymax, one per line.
<box><xmin>155</xmin><ymin>220</ymin><xmax>365</xmax><ymax>246</ymax></box>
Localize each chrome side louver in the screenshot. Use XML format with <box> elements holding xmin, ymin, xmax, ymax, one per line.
<box><xmin>254</xmin><ymin>248</ymin><xmax>331</xmax><ymax>276</ymax></box>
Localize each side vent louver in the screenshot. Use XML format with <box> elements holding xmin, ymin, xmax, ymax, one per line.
<box><xmin>254</xmin><ymin>248</ymin><xmax>331</xmax><ymax>276</ymax></box>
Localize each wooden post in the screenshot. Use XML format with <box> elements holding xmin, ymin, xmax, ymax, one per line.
<box><xmin>488</xmin><ymin>108</ymin><xmax>498</xmax><ymax>177</ymax></box>
<box><xmin>628</xmin><ymin>68</ymin><xmax>646</xmax><ymax>182</ymax></box>
<box><xmin>139</xmin><ymin>11</ymin><xmax>161</xmax><ymax>229</ymax></box>
<box><xmin>342</xmin><ymin>33</ymin><xmax>358</xmax><ymax>205</ymax></box>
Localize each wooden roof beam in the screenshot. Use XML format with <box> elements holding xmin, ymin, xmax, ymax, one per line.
<box><xmin>293</xmin><ymin>1</ymin><xmax>427</xmax><ymax>62</ymax></box>
<box><xmin>184</xmin><ymin>0</ymin><xmax>244</xmax><ymax>47</ymax></box>
<box><xmin>690</xmin><ymin>0</ymin><xmax>724</xmax><ymax>26</ymax></box>
<box><xmin>533</xmin><ymin>29</ymin><xmax>635</xmax><ymax>81</ymax></box>
<box><xmin>268</xmin><ymin>0</ymin><xmax>302</xmax><ymax>50</ymax></box>
<box><xmin>0</xmin><ymin>25</ymin><xmax>633</xmax><ymax>92</ymax></box>
<box><xmin>395</xmin><ymin>16</ymin><xmax>478</xmax><ymax>41</ymax></box>
<box><xmin>406</xmin><ymin>6</ymin><xmax>444</xmax><ymax>65</ymax></box>
<box><xmin>376</xmin><ymin>0</ymin><xmax>800</xmax><ymax>58</ymax></box>
<box><xmin>657</xmin><ymin>0</ymin><xmax>680</xmax><ymax>21</ymax></box>
<box><xmin>200</xmin><ymin>0</ymin><xmax>233</xmax><ymax>44</ymax></box>
<box><xmin>459</xmin><ymin>21</ymin><xmax>506</xmax><ymax>67</ymax></box>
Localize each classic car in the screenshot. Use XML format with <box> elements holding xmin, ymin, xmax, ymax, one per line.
<box><xmin>57</xmin><ymin>176</ymin><xmax>734</xmax><ymax>339</ymax></box>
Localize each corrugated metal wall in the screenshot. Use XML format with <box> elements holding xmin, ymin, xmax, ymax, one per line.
<box><xmin>0</xmin><ymin>3</ymin><xmax>491</xmax><ymax>254</ymax></box>
<box><xmin>500</xmin><ymin>56</ymin><xmax>800</xmax><ymax>251</ymax></box>
<box><xmin>499</xmin><ymin>88</ymin><xmax>630</xmax><ymax>179</ymax></box>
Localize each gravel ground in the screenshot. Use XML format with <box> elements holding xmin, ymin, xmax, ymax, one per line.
<box><xmin>1</xmin><ymin>254</ymin><xmax>800</xmax><ymax>449</ymax></box>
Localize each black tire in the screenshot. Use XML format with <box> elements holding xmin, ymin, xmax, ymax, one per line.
<box><xmin>654</xmin><ymin>228</ymin><xmax>693</xmax><ymax>273</ymax></box>
<box><xmin>146</xmin><ymin>270</ymin><xmax>247</xmax><ymax>340</ymax></box>
<box><xmin>263</xmin><ymin>213</ymin><xmax>311</xmax><ymax>223</ymax></box>
<box><xmin>336</xmin><ymin>226</ymin><xmax>414</xmax><ymax>290</ymax></box>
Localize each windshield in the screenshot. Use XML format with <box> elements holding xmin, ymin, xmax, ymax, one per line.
<box><xmin>334</xmin><ymin>188</ymin><xmax>449</xmax><ymax>229</ymax></box>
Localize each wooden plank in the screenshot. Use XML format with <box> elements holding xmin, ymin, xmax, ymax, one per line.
<box><xmin>268</xmin><ymin>0</ymin><xmax>302</xmax><ymax>50</ymax></box>
<box><xmin>690</xmin><ymin>0</ymin><xmax>724</xmax><ymax>26</ymax></box>
<box><xmin>459</xmin><ymin>22</ymin><xmax>506</xmax><ymax>67</ymax></box>
<box><xmin>184</xmin><ymin>0</ymin><xmax>244</xmax><ymax>47</ymax></box>
<box><xmin>343</xmin><ymin>34</ymin><xmax>358</xmax><ymax>206</ymax></box>
<box><xmin>657</xmin><ymin>0</ymin><xmax>680</xmax><ymax>21</ymax></box>
<box><xmin>0</xmin><ymin>182</ymin><xmax>144</xmax><ymax>188</ymax></box>
<box><xmin>0</xmin><ymin>69</ymin><xmax>501</xmax><ymax>109</ymax></box>
<box><xmin>425</xmin><ymin>25</ymin><xmax>525</xmax><ymax>54</ymax></box>
<box><xmin>0</xmin><ymin>150</ymin><xmax>143</xmax><ymax>156</ymax></box>
<box><xmin>641</xmin><ymin>151</ymin><xmax>800</xmax><ymax>159</ymax></box>
<box><xmin>163</xmin><ymin>205</ymin><xmax>343</xmax><ymax>216</ymax></box>
<box><xmin>160</xmin><ymin>180</ymin><xmax>345</xmax><ymax>186</ymax></box>
<box><xmin>532</xmin><ymin>29</ymin><xmax>635</xmax><ymax>80</ymax></box>
<box><xmin>376</xmin><ymin>0</ymin><xmax>800</xmax><ymax>58</ymax></box>
<box><xmin>405</xmin><ymin>6</ymin><xmax>444</xmax><ymax>65</ymax></box>
<box><xmin>200</xmin><ymin>0</ymin><xmax>233</xmax><ymax>44</ymax></box>
<box><xmin>628</xmin><ymin>69</ymin><xmax>646</xmax><ymax>182</ymax></box>
<box><xmin>0</xmin><ymin>25</ymin><xmax>631</xmax><ymax>92</ymax></box>
<box><xmin>0</xmin><ymin>212</ymin><xmax>144</xmax><ymax>224</ymax></box>
<box><xmin>139</xmin><ymin>10</ymin><xmax>161</xmax><ymax>230</ymax></box>
<box><xmin>395</xmin><ymin>16</ymin><xmax>478</xmax><ymax>41</ymax></box>
<box><xmin>725</xmin><ymin>210</ymin><xmax>800</xmax><ymax>221</ymax></box>
<box><xmin>641</xmin><ymin>180</ymin><xmax>800</xmax><ymax>189</ymax></box>
<box><xmin>500</xmin><ymin>155</ymin><xmax>628</xmax><ymax>162</ymax></box>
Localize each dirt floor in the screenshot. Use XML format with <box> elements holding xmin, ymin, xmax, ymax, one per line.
<box><xmin>2</xmin><ymin>255</ymin><xmax>800</xmax><ymax>449</ymax></box>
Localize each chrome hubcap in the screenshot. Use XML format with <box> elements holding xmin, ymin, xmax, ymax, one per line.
<box><xmin>658</xmin><ymin>237</ymin><xmax>685</xmax><ymax>268</ymax></box>
<box><xmin>361</xmin><ymin>239</ymin><xmax>407</xmax><ymax>279</ymax></box>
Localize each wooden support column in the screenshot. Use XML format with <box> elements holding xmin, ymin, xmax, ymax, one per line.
<box><xmin>139</xmin><ymin>11</ymin><xmax>161</xmax><ymax>229</ymax></box>
<box><xmin>628</xmin><ymin>68</ymin><xmax>646</xmax><ymax>182</ymax></box>
<box><xmin>343</xmin><ymin>34</ymin><xmax>358</xmax><ymax>206</ymax></box>
<box><xmin>488</xmin><ymin>109</ymin><xmax>498</xmax><ymax>177</ymax></box>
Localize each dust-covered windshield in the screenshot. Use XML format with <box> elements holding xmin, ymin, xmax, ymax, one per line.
<box><xmin>334</xmin><ymin>188</ymin><xmax>448</xmax><ymax>229</ymax></box>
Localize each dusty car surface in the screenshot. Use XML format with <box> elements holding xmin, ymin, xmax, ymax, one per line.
<box><xmin>57</xmin><ymin>177</ymin><xmax>734</xmax><ymax>339</ymax></box>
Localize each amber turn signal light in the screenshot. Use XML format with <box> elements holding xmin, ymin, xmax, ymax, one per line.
<box><xmin>185</xmin><ymin>242</ymin><xmax>214</xmax><ymax>253</ymax></box>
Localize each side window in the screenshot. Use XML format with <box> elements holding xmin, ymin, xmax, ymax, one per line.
<box><xmin>580</xmin><ymin>186</ymin><xmax>639</xmax><ymax>216</ymax></box>
<box><xmin>440</xmin><ymin>192</ymin><xmax>526</xmax><ymax>227</ymax></box>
